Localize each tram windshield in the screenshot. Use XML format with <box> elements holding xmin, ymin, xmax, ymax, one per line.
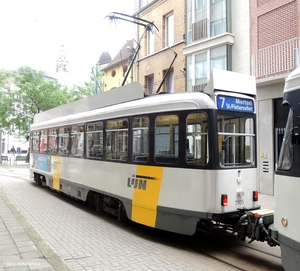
<box><xmin>277</xmin><ymin>109</ymin><xmax>293</xmax><ymax>170</ymax></box>
<box><xmin>218</xmin><ymin>114</ymin><xmax>255</xmax><ymax>167</ymax></box>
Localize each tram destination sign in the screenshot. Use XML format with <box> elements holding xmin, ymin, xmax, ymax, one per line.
<box><xmin>217</xmin><ymin>95</ymin><xmax>254</xmax><ymax>113</ymax></box>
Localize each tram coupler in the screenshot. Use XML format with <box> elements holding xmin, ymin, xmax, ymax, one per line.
<box><xmin>233</xmin><ymin>209</ymin><xmax>279</xmax><ymax>246</ymax></box>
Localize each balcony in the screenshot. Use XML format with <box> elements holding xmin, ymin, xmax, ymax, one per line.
<box><xmin>251</xmin><ymin>37</ymin><xmax>300</xmax><ymax>81</ymax></box>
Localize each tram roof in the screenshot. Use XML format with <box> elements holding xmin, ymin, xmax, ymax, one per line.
<box><xmin>33</xmin><ymin>82</ymin><xmax>145</xmax><ymax>123</ymax></box>
<box><xmin>32</xmin><ymin>86</ymin><xmax>217</xmax><ymax>130</ymax></box>
<box><xmin>32</xmin><ymin>69</ymin><xmax>256</xmax><ymax>129</ymax></box>
<box><xmin>284</xmin><ymin>66</ymin><xmax>300</xmax><ymax>93</ymax></box>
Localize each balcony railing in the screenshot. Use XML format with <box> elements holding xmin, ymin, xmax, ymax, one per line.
<box><xmin>251</xmin><ymin>37</ymin><xmax>300</xmax><ymax>79</ymax></box>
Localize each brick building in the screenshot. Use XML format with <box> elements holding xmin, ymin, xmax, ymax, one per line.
<box><xmin>134</xmin><ymin>0</ymin><xmax>186</xmax><ymax>94</ymax></box>
<box><xmin>133</xmin><ymin>0</ymin><xmax>251</xmax><ymax>92</ymax></box>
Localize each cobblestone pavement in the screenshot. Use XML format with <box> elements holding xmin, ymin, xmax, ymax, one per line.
<box><xmin>0</xmin><ymin>164</ymin><xmax>277</xmax><ymax>270</ymax></box>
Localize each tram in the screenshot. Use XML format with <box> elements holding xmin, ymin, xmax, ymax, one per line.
<box><xmin>30</xmin><ymin>69</ymin><xmax>265</xmax><ymax>236</ymax></box>
<box><xmin>274</xmin><ymin>66</ymin><xmax>300</xmax><ymax>271</ymax></box>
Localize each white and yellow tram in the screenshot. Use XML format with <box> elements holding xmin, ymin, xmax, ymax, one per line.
<box><xmin>274</xmin><ymin>66</ymin><xmax>300</xmax><ymax>270</ymax></box>
<box><xmin>30</xmin><ymin>69</ymin><xmax>260</xmax><ymax>235</ymax></box>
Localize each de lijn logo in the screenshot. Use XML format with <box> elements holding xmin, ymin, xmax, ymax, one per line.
<box><xmin>127</xmin><ymin>174</ymin><xmax>156</xmax><ymax>190</ymax></box>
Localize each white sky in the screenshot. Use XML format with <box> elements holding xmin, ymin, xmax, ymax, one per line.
<box><xmin>0</xmin><ymin>0</ymin><xmax>135</xmax><ymax>85</ymax></box>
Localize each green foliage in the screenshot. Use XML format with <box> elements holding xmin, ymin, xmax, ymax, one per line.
<box><xmin>68</xmin><ymin>68</ymin><xmax>104</xmax><ymax>101</ymax></box>
<box><xmin>0</xmin><ymin>66</ymin><xmax>96</xmax><ymax>138</ymax></box>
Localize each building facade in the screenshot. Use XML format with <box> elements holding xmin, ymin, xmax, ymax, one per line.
<box><xmin>183</xmin><ymin>0</ymin><xmax>251</xmax><ymax>91</ymax></box>
<box><xmin>129</xmin><ymin>0</ymin><xmax>300</xmax><ymax>195</ymax></box>
<box><xmin>134</xmin><ymin>0</ymin><xmax>186</xmax><ymax>94</ymax></box>
<box><xmin>102</xmin><ymin>40</ymin><xmax>136</xmax><ymax>91</ymax></box>
<box><xmin>250</xmin><ymin>0</ymin><xmax>300</xmax><ymax>195</ymax></box>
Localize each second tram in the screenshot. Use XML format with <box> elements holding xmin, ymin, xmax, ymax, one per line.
<box><xmin>274</xmin><ymin>66</ymin><xmax>300</xmax><ymax>271</ymax></box>
<box><xmin>30</xmin><ymin>69</ymin><xmax>266</xmax><ymax>237</ymax></box>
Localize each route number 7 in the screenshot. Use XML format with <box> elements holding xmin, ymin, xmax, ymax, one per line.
<box><xmin>219</xmin><ymin>96</ymin><xmax>225</xmax><ymax>108</ymax></box>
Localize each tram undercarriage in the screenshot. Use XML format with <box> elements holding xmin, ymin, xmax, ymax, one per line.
<box><xmin>199</xmin><ymin>209</ymin><xmax>279</xmax><ymax>247</ymax></box>
<box><xmin>33</xmin><ymin>172</ymin><xmax>279</xmax><ymax>247</ymax></box>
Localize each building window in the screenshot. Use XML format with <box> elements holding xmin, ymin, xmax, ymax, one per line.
<box><xmin>195</xmin><ymin>53</ymin><xmax>207</xmax><ymax>86</ymax></box>
<box><xmin>210</xmin><ymin>46</ymin><xmax>227</xmax><ymax>71</ymax></box>
<box><xmin>210</xmin><ymin>0</ymin><xmax>226</xmax><ymax>37</ymax></box>
<box><xmin>147</xmin><ymin>28</ymin><xmax>154</xmax><ymax>55</ymax></box>
<box><xmin>165</xmin><ymin>13</ymin><xmax>174</xmax><ymax>46</ymax></box>
<box><xmin>187</xmin><ymin>44</ymin><xmax>229</xmax><ymax>92</ymax></box>
<box><xmin>186</xmin><ymin>0</ymin><xmax>228</xmax><ymax>45</ymax></box>
<box><xmin>146</xmin><ymin>75</ymin><xmax>154</xmax><ymax>95</ymax></box>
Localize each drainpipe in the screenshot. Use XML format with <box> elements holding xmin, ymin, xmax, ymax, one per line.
<box><xmin>294</xmin><ymin>48</ymin><xmax>300</xmax><ymax>69</ymax></box>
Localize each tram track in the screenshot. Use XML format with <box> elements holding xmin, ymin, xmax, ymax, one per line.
<box><xmin>124</xmin><ymin>212</ymin><xmax>283</xmax><ymax>271</ymax></box>
<box><xmin>190</xmin><ymin>227</ymin><xmax>283</xmax><ymax>270</ymax></box>
<box><xmin>196</xmin><ymin>225</ymin><xmax>281</xmax><ymax>258</ymax></box>
<box><xmin>125</xmin><ymin>219</ymin><xmax>283</xmax><ymax>271</ymax></box>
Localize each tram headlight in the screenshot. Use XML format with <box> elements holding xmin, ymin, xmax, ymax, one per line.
<box><xmin>281</xmin><ymin>217</ymin><xmax>288</xmax><ymax>227</ymax></box>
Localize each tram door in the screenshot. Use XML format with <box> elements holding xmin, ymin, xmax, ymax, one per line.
<box><xmin>274</xmin><ymin>98</ymin><xmax>289</xmax><ymax>169</ymax></box>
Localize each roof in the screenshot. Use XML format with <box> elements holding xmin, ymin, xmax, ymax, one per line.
<box><xmin>103</xmin><ymin>39</ymin><xmax>134</xmax><ymax>70</ymax></box>
<box><xmin>98</xmin><ymin>51</ymin><xmax>112</xmax><ymax>65</ymax></box>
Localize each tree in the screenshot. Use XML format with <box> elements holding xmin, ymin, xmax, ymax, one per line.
<box><xmin>70</xmin><ymin>67</ymin><xmax>104</xmax><ymax>97</ymax></box>
<box><xmin>0</xmin><ymin>66</ymin><xmax>102</xmax><ymax>138</ymax></box>
<box><xmin>0</xmin><ymin>66</ymin><xmax>84</xmax><ymax>138</ymax></box>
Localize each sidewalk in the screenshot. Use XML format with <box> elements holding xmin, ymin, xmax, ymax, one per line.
<box><xmin>0</xmin><ymin>162</ymin><xmax>30</xmax><ymax>173</ymax></box>
<box><xmin>0</xmin><ymin>164</ymin><xmax>71</xmax><ymax>271</ymax></box>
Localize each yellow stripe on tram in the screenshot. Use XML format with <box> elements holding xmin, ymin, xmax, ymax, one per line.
<box><xmin>52</xmin><ymin>156</ymin><xmax>61</xmax><ymax>190</ymax></box>
<box><xmin>131</xmin><ymin>165</ymin><xmax>164</xmax><ymax>227</ymax></box>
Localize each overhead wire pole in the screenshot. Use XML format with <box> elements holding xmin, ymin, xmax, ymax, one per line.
<box><xmin>91</xmin><ymin>66</ymin><xmax>102</xmax><ymax>94</ymax></box>
<box><xmin>155</xmin><ymin>34</ymin><xmax>178</xmax><ymax>94</ymax></box>
<box><xmin>106</xmin><ymin>12</ymin><xmax>155</xmax><ymax>87</ymax></box>
<box><xmin>106</xmin><ymin>12</ymin><xmax>177</xmax><ymax>92</ymax></box>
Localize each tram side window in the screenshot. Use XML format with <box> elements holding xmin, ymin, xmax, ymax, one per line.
<box><xmin>48</xmin><ymin>129</ymin><xmax>58</xmax><ymax>154</ymax></box>
<box><xmin>186</xmin><ymin>113</ymin><xmax>208</xmax><ymax>165</ymax></box>
<box><xmin>70</xmin><ymin>125</ymin><xmax>84</xmax><ymax>157</ymax></box>
<box><xmin>155</xmin><ymin>114</ymin><xmax>179</xmax><ymax>164</ymax></box>
<box><xmin>218</xmin><ymin>115</ymin><xmax>255</xmax><ymax>167</ymax></box>
<box><xmin>277</xmin><ymin>109</ymin><xmax>293</xmax><ymax>170</ymax></box>
<box><xmin>133</xmin><ymin>117</ymin><xmax>149</xmax><ymax>162</ymax></box>
<box><xmin>40</xmin><ymin>130</ymin><xmax>48</xmax><ymax>153</ymax></box>
<box><xmin>86</xmin><ymin>122</ymin><xmax>103</xmax><ymax>159</ymax></box>
<box><xmin>31</xmin><ymin>131</ymin><xmax>40</xmax><ymax>153</ymax></box>
<box><xmin>58</xmin><ymin>127</ymin><xmax>70</xmax><ymax>155</ymax></box>
<box><xmin>106</xmin><ymin>119</ymin><xmax>128</xmax><ymax>161</ymax></box>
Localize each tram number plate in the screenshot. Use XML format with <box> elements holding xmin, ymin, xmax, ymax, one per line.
<box><xmin>235</xmin><ymin>200</ymin><xmax>244</xmax><ymax>205</ymax></box>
